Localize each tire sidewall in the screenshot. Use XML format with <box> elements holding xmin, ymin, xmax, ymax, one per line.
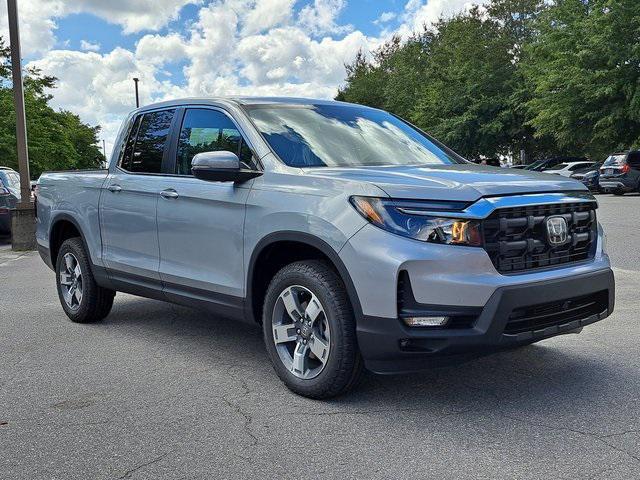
<box><xmin>262</xmin><ymin>264</ymin><xmax>353</xmax><ymax>396</ymax></box>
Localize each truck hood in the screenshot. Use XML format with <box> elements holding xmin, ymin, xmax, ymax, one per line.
<box><xmin>302</xmin><ymin>164</ymin><xmax>587</xmax><ymax>202</ymax></box>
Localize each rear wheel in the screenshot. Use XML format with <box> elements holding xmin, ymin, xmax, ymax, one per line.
<box><xmin>56</xmin><ymin>238</ymin><xmax>115</xmax><ymax>323</ymax></box>
<box><xmin>262</xmin><ymin>260</ymin><xmax>363</xmax><ymax>399</ymax></box>
<box><xmin>613</xmin><ymin>189</ymin><xmax>625</xmax><ymax>196</ymax></box>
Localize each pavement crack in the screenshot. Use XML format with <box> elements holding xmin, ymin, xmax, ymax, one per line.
<box><xmin>501</xmin><ymin>414</ymin><xmax>640</xmax><ymax>465</ymax></box>
<box><xmin>118</xmin><ymin>452</ymin><xmax>170</xmax><ymax>479</ymax></box>
<box><xmin>601</xmin><ymin>429</ymin><xmax>640</xmax><ymax>438</ymax></box>
<box><xmin>221</xmin><ymin>366</ymin><xmax>258</xmax><ymax>451</ymax></box>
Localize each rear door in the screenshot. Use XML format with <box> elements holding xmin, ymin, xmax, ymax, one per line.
<box><xmin>156</xmin><ymin>107</ymin><xmax>256</xmax><ymax>306</ymax></box>
<box><xmin>100</xmin><ymin>108</ymin><xmax>176</xmax><ymax>286</ymax></box>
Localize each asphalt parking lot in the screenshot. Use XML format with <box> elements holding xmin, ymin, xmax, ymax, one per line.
<box><xmin>1</xmin><ymin>194</ymin><xmax>639</xmax><ymax>480</ymax></box>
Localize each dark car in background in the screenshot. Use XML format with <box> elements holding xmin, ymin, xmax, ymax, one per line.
<box><xmin>571</xmin><ymin>161</ymin><xmax>604</xmax><ymax>192</ymax></box>
<box><xmin>0</xmin><ymin>167</ymin><xmax>21</xmax><ymax>234</ymax></box>
<box><xmin>525</xmin><ymin>156</ymin><xmax>588</xmax><ymax>172</ymax></box>
<box><xmin>472</xmin><ymin>158</ymin><xmax>501</xmax><ymax>167</ymax></box>
<box><xmin>599</xmin><ymin>151</ymin><xmax>640</xmax><ymax>195</ymax></box>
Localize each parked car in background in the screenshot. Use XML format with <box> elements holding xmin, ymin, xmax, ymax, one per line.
<box><xmin>473</xmin><ymin>158</ymin><xmax>501</xmax><ymax>167</ymax></box>
<box><xmin>525</xmin><ymin>156</ymin><xmax>588</xmax><ymax>172</ymax></box>
<box><xmin>542</xmin><ymin>161</ymin><xmax>596</xmax><ymax>177</ymax></box>
<box><xmin>599</xmin><ymin>151</ymin><xmax>640</xmax><ymax>195</ymax></box>
<box><xmin>571</xmin><ymin>162</ymin><xmax>603</xmax><ymax>192</ymax></box>
<box><xmin>0</xmin><ymin>167</ymin><xmax>21</xmax><ymax>234</ymax></box>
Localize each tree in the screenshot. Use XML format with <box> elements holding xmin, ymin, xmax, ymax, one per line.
<box><xmin>523</xmin><ymin>0</ymin><xmax>640</xmax><ymax>159</ymax></box>
<box><xmin>335</xmin><ymin>50</ymin><xmax>388</xmax><ymax>109</ymax></box>
<box><xmin>411</xmin><ymin>8</ymin><xmax>521</xmax><ymax>158</ymax></box>
<box><xmin>337</xmin><ymin>0</ymin><xmax>640</xmax><ymax>162</ymax></box>
<box><xmin>0</xmin><ymin>36</ymin><xmax>105</xmax><ymax>178</ymax></box>
<box><xmin>337</xmin><ymin>4</ymin><xmax>543</xmax><ymax>160</ymax></box>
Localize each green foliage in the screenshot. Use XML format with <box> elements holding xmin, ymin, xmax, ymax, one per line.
<box><xmin>0</xmin><ymin>36</ymin><xmax>105</xmax><ymax>179</ymax></box>
<box><xmin>338</xmin><ymin>0</ymin><xmax>640</xmax><ymax>161</ymax></box>
<box><xmin>524</xmin><ymin>0</ymin><xmax>640</xmax><ymax>159</ymax></box>
<box><xmin>412</xmin><ymin>8</ymin><xmax>519</xmax><ymax>158</ymax></box>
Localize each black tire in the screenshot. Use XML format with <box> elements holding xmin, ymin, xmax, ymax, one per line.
<box><xmin>613</xmin><ymin>189</ymin><xmax>625</xmax><ymax>196</ymax></box>
<box><xmin>55</xmin><ymin>237</ymin><xmax>115</xmax><ymax>323</ymax></box>
<box><xmin>262</xmin><ymin>260</ymin><xmax>363</xmax><ymax>399</ymax></box>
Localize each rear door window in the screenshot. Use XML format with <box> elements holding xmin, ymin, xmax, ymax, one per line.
<box><xmin>119</xmin><ymin>110</ymin><xmax>175</xmax><ymax>174</ymax></box>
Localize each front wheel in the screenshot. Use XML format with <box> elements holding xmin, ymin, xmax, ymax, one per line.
<box><xmin>262</xmin><ymin>260</ymin><xmax>363</xmax><ymax>399</ymax></box>
<box><xmin>56</xmin><ymin>238</ymin><xmax>115</xmax><ymax>323</ymax></box>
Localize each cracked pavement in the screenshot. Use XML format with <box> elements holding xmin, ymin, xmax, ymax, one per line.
<box><xmin>1</xmin><ymin>194</ymin><xmax>639</xmax><ymax>479</ymax></box>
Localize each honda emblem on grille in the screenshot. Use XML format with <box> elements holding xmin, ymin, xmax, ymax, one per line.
<box><xmin>545</xmin><ymin>216</ymin><xmax>569</xmax><ymax>246</ymax></box>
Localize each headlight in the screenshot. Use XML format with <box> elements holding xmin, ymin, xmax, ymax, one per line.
<box><xmin>350</xmin><ymin>196</ymin><xmax>482</xmax><ymax>246</ymax></box>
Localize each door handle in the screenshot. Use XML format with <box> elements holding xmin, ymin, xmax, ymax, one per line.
<box><xmin>107</xmin><ymin>184</ymin><xmax>122</xmax><ymax>193</ymax></box>
<box><xmin>160</xmin><ymin>189</ymin><xmax>179</xmax><ymax>199</ymax></box>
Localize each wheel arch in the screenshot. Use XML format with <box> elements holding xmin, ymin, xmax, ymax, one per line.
<box><xmin>49</xmin><ymin>214</ymin><xmax>88</xmax><ymax>267</ymax></box>
<box><xmin>246</xmin><ymin>232</ymin><xmax>362</xmax><ymax>325</ymax></box>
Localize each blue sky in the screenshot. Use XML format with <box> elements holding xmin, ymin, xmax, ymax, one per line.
<box><xmin>0</xmin><ymin>0</ymin><xmax>479</xmax><ymax>152</ymax></box>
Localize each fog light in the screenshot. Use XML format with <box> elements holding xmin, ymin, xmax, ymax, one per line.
<box><xmin>403</xmin><ymin>316</ymin><xmax>449</xmax><ymax>327</ymax></box>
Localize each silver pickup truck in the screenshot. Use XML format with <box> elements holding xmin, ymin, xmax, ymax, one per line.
<box><xmin>36</xmin><ymin>97</ymin><xmax>615</xmax><ymax>398</ymax></box>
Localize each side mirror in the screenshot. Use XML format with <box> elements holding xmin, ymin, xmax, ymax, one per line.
<box><xmin>191</xmin><ymin>151</ymin><xmax>262</xmax><ymax>183</ymax></box>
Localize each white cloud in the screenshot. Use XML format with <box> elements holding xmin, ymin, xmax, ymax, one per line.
<box><xmin>136</xmin><ymin>34</ymin><xmax>187</xmax><ymax>65</ymax></box>
<box><xmin>80</xmin><ymin>39</ymin><xmax>100</xmax><ymax>51</ymax></box>
<box><xmin>298</xmin><ymin>0</ymin><xmax>352</xmax><ymax>35</ymax></box>
<box><xmin>374</xmin><ymin>11</ymin><xmax>397</xmax><ymax>25</ymax></box>
<box><xmin>18</xmin><ymin>0</ymin><xmax>484</xmax><ymax>159</ymax></box>
<box><xmin>0</xmin><ymin>0</ymin><xmax>195</xmax><ymax>55</ymax></box>
<box><xmin>0</xmin><ymin>0</ymin><xmax>65</xmax><ymax>55</ymax></box>
<box><xmin>243</xmin><ymin>0</ymin><xmax>295</xmax><ymax>35</ymax></box>
<box><xmin>66</xmin><ymin>0</ymin><xmax>197</xmax><ymax>34</ymax></box>
<box><xmin>397</xmin><ymin>0</ymin><xmax>488</xmax><ymax>37</ymax></box>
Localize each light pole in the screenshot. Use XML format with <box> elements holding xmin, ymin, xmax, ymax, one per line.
<box><xmin>7</xmin><ymin>0</ymin><xmax>36</xmax><ymax>250</ymax></box>
<box><xmin>133</xmin><ymin>77</ymin><xmax>140</xmax><ymax>108</ymax></box>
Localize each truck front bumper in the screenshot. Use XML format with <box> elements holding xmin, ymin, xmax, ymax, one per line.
<box><xmin>339</xmin><ymin>221</ymin><xmax>614</xmax><ymax>374</ymax></box>
<box><xmin>357</xmin><ymin>268</ymin><xmax>614</xmax><ymax>374</ymax></box>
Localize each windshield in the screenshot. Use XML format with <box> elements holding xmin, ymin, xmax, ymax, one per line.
<box><xmin>0</xmin><ymin>171</ymin><xmax>20</xmax><ymax>189</ymax></box>
<box><xmin>527</xmin><ymin>159</ymin><xmax>545</xmax><ymax>169</ymax></box>
<box><xmin>603</xmin><ymin>154</ymin><xmax>626</xmax><ymax>167</ymax></box>
<box><xmin>547</xmin><ymin>163</ymin><xmax>567</xmax><ymax>170</ymax></box>
<box><xmin>246</xmin><ymin>104</ymin><xmax>464</xmax><ymax>168</ymax></box>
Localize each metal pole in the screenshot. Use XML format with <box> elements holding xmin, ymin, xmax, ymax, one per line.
<box><xmin>7</xmin><ymin>0</ymin><xmax>31</xmax><ymax>207</ymax></box>
<box><xmin>133</xmin><ymin>77</ymin><xmax>140</xmax><ymax>108</ymax></box>
<box><xmin>102</xmin><ymin>139</ymin><xmax>106</xmax><ymax>158</ymax></box>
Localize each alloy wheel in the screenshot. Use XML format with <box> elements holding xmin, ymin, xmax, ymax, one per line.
<box><xmin>271</xmin><ymin>285</ymin><xmax>331</xmax><ymax>379</ymax></box>
<box><xmin>59</xmin><ymin>252</ymin><xmax>83</xmax><ymax>310</ymax></box>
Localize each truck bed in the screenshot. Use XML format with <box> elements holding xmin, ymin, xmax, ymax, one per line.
<box><xmin>36</xmin><ymin>169</ymin><xmax>109</xmax><ymax>268</ymax></box>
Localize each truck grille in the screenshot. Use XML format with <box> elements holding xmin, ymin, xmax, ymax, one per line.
<box><xmin>505</xmin><ymin>290</ymin><xmax>608</xmax><ymax>335</ymax></box>
<box><xmin>482</xmin><ymin>202</ymin><xmax>597</xmax><ymax>273</ymax></box>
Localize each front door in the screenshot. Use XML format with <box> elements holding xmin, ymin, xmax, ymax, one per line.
<box><xmin>100</xmin><ymin>109</ymin><xmax>176</xmax><ymax>286</ymax></box>
<box><xmin>156</xmin><ymin>108</ymin><xmax>256</xmax><ymax>305</ymax></box>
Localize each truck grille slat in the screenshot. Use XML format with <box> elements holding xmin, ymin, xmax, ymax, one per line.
<box><xmin>482</xmin><ymin>201</ymin><xmax>597</xmax><ymax>273</ymax></box>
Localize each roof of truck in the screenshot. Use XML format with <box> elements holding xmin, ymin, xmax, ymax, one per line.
<box><xmin>134</xmin><ymin>96</ymin><xmax>357</xmax><ymax>112</ymax></box>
